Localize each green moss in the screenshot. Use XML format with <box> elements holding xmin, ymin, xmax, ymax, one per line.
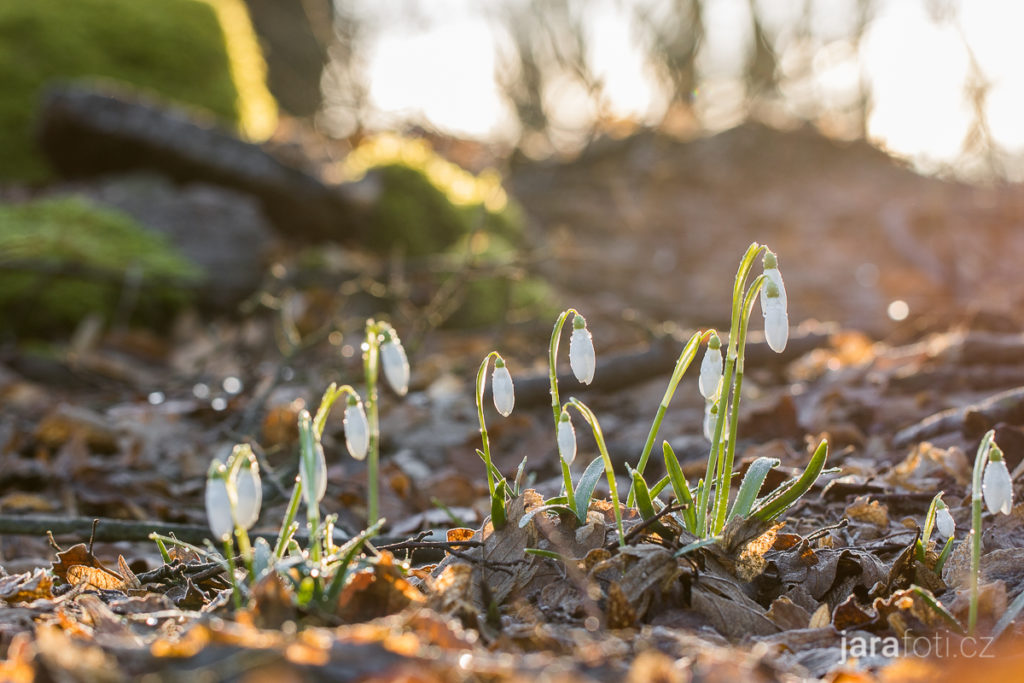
<box><xmin>0</xmin><ymin>0</ymin><xmax>276</xmax><ymax>182</ymax></box>
<box><xmin>0</xmin><ymin>197</ymin><xmax>202</xmax><ymax>335</ymax></box>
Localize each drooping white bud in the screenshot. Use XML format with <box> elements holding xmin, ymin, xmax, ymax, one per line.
<box><xmin>762</xmin><ymin>280</ymin><xmax>789</xmax><ymax>353</ymax></box>
<box><xmin>380</xmin><ymin>330</ymin><xmax>410</xmax><ymax>396</ymax></box>
<box><xmin>232</xmin><ymin>448</ymin><xmax>262</xmax><ymax>530</ymax></box>
<box><xmin>760</xmin><ymin>250</ymin><xmax>788</xmax><ymax>312</ymax></box>
<box><xmin>568</xmin><ymin>315</ymin><xmax>596</xmax><ymax>385</ymax></box>
<box><xmin>343</xmin><ymin>395</ymin><xmax>369</xmax><ymax>460</ymax></box>
<box><xmin>205</xmin><ymin>462</ymin><xmax>234</xmax><ymax>541</ymax></box>
<box><xmin>557</xmin><ymin>411</ymin><xmax>577</xmax><ymax>465</ymax></box>
<box><xmin>983</xmin><ymin>455</ymin><xmax>1013</xmax><ymax>515</ymax></box>
<box><xmin>491</xmin><ymin>358</ymin><xmax>515</xmax><ymax>417</ymax></box>
<box><xmin>703</xmin><ymin>399</ymin><xmax>717</xmax><ymax>442</ymax></box>
<box><xmin>934</xmin><ymin>500</ymin><xmax>955</xmax><ymax>539</ymax></box>
<box><xmin>699</xmin><ymin>334</ymin><xmax>723</xmax><ymax>399</ymax></box>
<box><xmin>298</xmin><ymin>410</ymin><xmax>327</xmax><ymax>507</ymax></box>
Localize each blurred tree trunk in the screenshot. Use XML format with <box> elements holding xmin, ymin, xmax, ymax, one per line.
<box><xmin>243</xmin><ymin>0</ymin><xmax>331</xmax><ymax>117</ymax></box>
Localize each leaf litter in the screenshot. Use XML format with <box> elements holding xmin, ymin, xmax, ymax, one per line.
<box><xmin>6</xmin><ymin>241</ymin><xmax>1024</xmax><ymax>680</ymax></box>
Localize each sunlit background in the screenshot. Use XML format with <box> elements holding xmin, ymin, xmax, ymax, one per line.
<box><xmin>317</xmin><ymin>0</ymin><xmax>1024</xmax><ymax>181</ymax></box>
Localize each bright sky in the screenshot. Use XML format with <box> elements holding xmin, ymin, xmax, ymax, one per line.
<box><xmin>332</xmin><ymin>0</ymin><xmax>1024</xmax><ymax>177</ymax></box>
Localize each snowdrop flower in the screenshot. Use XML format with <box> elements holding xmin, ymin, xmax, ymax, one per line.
<box><xmin>491</xmin><ymin>357</ymin><xmax>515</xmax><ymax>417</ymax></box>
<box><xmin>343</xmin><ymin>394</ymin><xmax>369</xmax><ymax>460</ymax></box>
<box><xmin>380</xmin><ymin>329</ymin><xmax>410</xmax><ymax>396</ymax></box>
<box><xmin>568</xmin><ymin>314</ymin><xmax>595</xmax><ymax>385</ymax></box>
<box><xmin>205</xmin><ymin>461</ymin><xmax>234</xmax><ymax>541</ymax></box>
<box><xmin>298</xmin><ymin>410</ymin><xmax>327</xmax><ymax>506</ymax></box>
<box><xmin>557</xmin><ymin>410</ymin><xmax>577</xmax><ymax>465</ymax></box>
<box><xmin>762</xmin><ymin>279</ymin><xmax>789</xmax><ymax>353</ymax></box>
<box><xmin>232</xmin><ymin>447</ymin><xmax>262</xmax><ymax>530</ymax></box>
<box><xmin>983</xmin><ymin>448</ymin><xmax>1013</xmax><ymax>515</ymax></box>
<box><xmin>934</xmin><ymin>499</ymin><xmax>955</xmax><ymax>538</ymax></box>
<box><xmin>699</xmin><ymin>333</ymin><xmax>723</xmax><ymax>399</ymax></box>
<box><xmin>760</xmin><ymin>250</ymin><xmax>787</xmax><ymax>311</ymax></box>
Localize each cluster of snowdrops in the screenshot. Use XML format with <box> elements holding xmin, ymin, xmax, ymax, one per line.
<box><xmin>165</xmin><ymin>243</ymin><xmax>1015</xmax><ymax>636</ymax></box>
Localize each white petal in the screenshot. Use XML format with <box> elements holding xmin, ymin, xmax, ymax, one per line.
<box><xmin>233</xmin><ymin>458</ymin><xmax>262</xmax><ymax>530</ymax></box>
<box><xmin>557</xmin><ymin>416</ymin><xmax>577</xmax><ymax>465</ymax></box>
<box><xmin>698</xmin><ymin>346</ymin><xmax>723</xmax><ymax>399</ymax></box>
<box><xmin>764</xmin><ymin>301</ymin><xmax>789</xmax><ymax>353</ymax></box>
<box><xmin>205</xmin><ymin>474</ymin><xmax>234</xmax><ymax>540</ymax></box>
<box><xmin>703</xmin><ymin>401</ymin><xmax>715</xmax><ymax>442</ymax></box>
<box><xmin>344</xmin><ymin>401</ymin><xmax>369</xmax><ymax>460</ymax></box>
<box><xmin>983</xmin><ymin>460</ymin><xmax>1014</xmax><ymax>515</ymax></box>
<box><xmin>760</xmin><ymin>267</ymin><xmax>788</xmax><ymax>312</ymax></box>
<box><xmin>381</xmin><ymin>340</ymin><xmax>410</xmax><ymax>396</ymax></box>
<box><xmin>300</xmin><ymin>439</ymin><xmax>328</xmax><ymax>506</ymax></box>
<box><xmin>492</xmin><ymin>365</ymin><xmax>515</xmax><ymax>417</ymax></box>
<box><xmin>934</xmin><ymin>507</ymin><xmax>955</xmax><ymax>539</ymax></box>
<box><xmin>569</xmin><ymin>327</ymin><xmax>596</xmax><ymax>385</ymax></box>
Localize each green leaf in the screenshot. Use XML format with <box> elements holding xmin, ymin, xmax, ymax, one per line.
<box><xmin>675</xmin><ymin>536</ymin><xmax>720</xmax><ymax>557</ymax></box>
<box><xmin>573</xmin><ymin>456</ymin><xmax>606</xmax><ymax>524</ymax></box>
<box><xmin>519</xmin><ymin>504</ymin><xmax>576</xmax><ymax>528</ymax></box>
<box><xmin>663</xmin><ymin>441</ymin><xmax>696</xmax><ymax>533</ymax></box>
<box><xmin>752</xmin><ymin>440</ymin><xmax>829</xmax><ymax>521</ymax></box>
<box><xmin>629</xmin><ymin>464</ymin><xmax>658</xmax><ymax>522</ymax></box>
<box><xmin>324</xmin><ymin>519</ymin><xmax>384</xmax><ymax>603</ymax></box>
<box><xmin>728</xmin><ymin>457</ymin><xmax>780</xmax><ymax>522</ymax></box>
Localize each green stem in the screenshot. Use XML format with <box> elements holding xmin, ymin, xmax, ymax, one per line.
<box><xmin>696</xmin><ymin>243</ymin><xmax>764</xmax><ymax>536</ymax></box>
<box><xmin>567</xmin><ymin>398</ymin><xmax>624</xmax><ymax>547</ymax></box>
<box><xmin>560</xmin><ymin>456</ymin><xmax>578</xmax><ymax>517</ymax></box>
<box><xmin>627</xmin><ymin>330</ymin><xmax>706</xmax><ymax>506</ymax></box>
<box><xmin>475</xmin><ymin>352</ymin><xmax>507</xmax><ymax>527</ymax></box>
<box><xmin>364</xmin><ymin>322</ymin><xmax>382</xmax><ymax>531</ymax></box>
<box><xmin>548</xmin><ymin>310</ymin><xmax>575</xmax><ymax>429</ymax></box>
<box><xmin>273</xmin><ymin>478</ymin><xmax>303</xmax><ymax>560</ymax></box>
<box><xmin>313</xmin><ymin>383</ymin><xmax>359</xmax><ymax>438</ymax></box>
<box><xmin>549</xmin><ymin>309</ymin><xmax>579</xmax><ymax>507</ymax></box>
<box><xmin>969</xmin><ymin>429</ymin><xmax>996</xmax><ymax>636</ymax></box>
<box><xmin>712</xmin><ymin>275</ymin><xmax>765</xmax><ymax>534</ymax></box>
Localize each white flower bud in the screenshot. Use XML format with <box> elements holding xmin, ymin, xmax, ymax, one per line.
<box><xmin>298</xmin><ymin>411</ymin><xmax>327</xmax><ymax>507</ymax></box>
<box><xmin>557</xmin><ymin>412</ymin><xmax>577</xmax><ymax>465</ymax></box>
<box><xmin>205</xmin><ymin>463</ymin><xmax>234</xmax><ymax>541</ymax></box>
<box><xmin>763</xmin><ymin>293</ymin><xmax>789</xmax><ymax>353</ymax></box>
<box><xmin>703</xmin><ymin>399</ymin><xmax>717</xmax><ymax>442</ymax></box>
<box><xmin>343</xmin><ymin>396</ymin><xmax>369</xmax><ymax>461</ymax></box>
<box><xmin>568</xmin><ymin>315</ymin><xmax>595</xmax><ymax>385</ymax></box>
<box><xmin>698</xmin><ymin>338</ymin><xmax>723</xmax><ymax>399</ymax></box>
<box><xmin>760</xmin><ymin>252</ymin><xmax>787</xmax><ymax>312</ymax></box>
<box><xmin>380</xmin><ymin>332</ymin><xmax>410</xmax><ymax>396</ymax></box>
<box><xmin>983</xmin><ymin>457</ymin><xmax>1014</xmax><ymax>515</ymax></box>
<box><xmin>233</xmin><ymin>450</ymin><xmax>262</xmax><ymax>530</ymax></box>
<box><xmin>491</xmin><ymin>359</ymin><xmax>515</xmax><ymax>417</ymax></box>
<box><xmin>934</xmin><ymin>503</ymin><xmax>955</xmax><ymax>539</ymax></box>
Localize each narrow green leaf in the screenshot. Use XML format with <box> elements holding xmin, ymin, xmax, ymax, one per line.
<box><xmin>752</xmin><ymin>440</ymin><xmax>829</xmax><ymax>522</ymax></box>
<box><xmin>728</xmin><ymin>457</ymin><xmax>780</xmax><ymax>522</ymax></box>
<box><xmin>663</xmin><ymin>441</ymin><xmax>696</xmax><ymax>533</ymax></box>
<box><xmin>629</xmin><ymin>465</ymin><xmax>658</xmax><ymax>522</ymax></box>
<box><xmin>675</xmin><ymin>536</ymin><xmax>720</xmax><ymax>557</ymax></box>
<box><xmin>649</xmin><ymin>474</ymin><xmax>671</xmax><ymax>499</ymax></box>
<box><xmin>573</xmin><ymin>456</ymin><xmax>606</xmax><ymax>524</ymax></box>
<box><xmin>525</xmin><ymin>548</ymin><xmax>568</xmax><ymax>562</ymax></box>
<box><xmin>325</xmin><ymin>519</ymin><xmax>384</xmax><ymax>603</ymax></box>
<box><xmin>519</xmin><ymin>504</ymin><xmax>576</xmax><ymax>528</ymax></box>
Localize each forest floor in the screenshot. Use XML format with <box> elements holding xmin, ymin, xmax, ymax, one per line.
<box><xmin>4</xmin><ymin>123</ymin><xmax>1024</xmax><ymax>681</ymax></box>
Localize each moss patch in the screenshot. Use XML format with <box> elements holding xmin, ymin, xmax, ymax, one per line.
<box><xmin>0</xmin><ymin>197</ymin><xmax>202</xmax><ymax>335</ymax></box>
<box><xmin>0</xmin><ymin>0</ymin><xmax>276</xmax><ymax>182</ymax></box>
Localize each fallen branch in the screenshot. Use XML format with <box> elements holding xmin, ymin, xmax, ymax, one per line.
<box><xmin>891</xmin><ymin>386</ymin><xmax>1024</xmax><ymax>448</ymax></box>
<box><xmin>0</xmin><ymin>514</ymin><xmax>402</xmax><ymax>547</ymax></box>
